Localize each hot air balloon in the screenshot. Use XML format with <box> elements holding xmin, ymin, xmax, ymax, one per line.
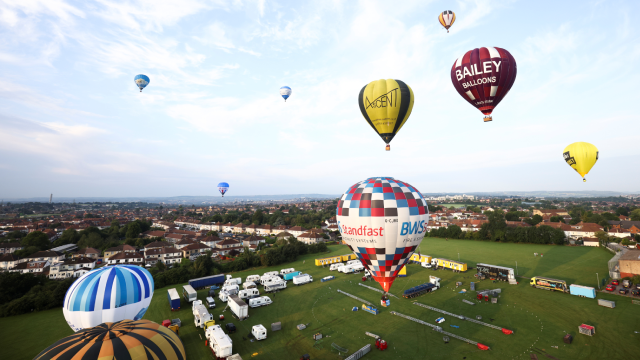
<box><xmin>134</xmin><ymin>74</ymin><xmax>150</xmax><ymax>92</ymax></box>
<box><xmin>438</xmin><ymin>10</ymin><xmax>456</xmax><ymax>32</ymax></box>
<box><xmin>336</xmin><ymin>177</ymin><xmax>429</xmax><ymax>299</ymax></box>
<box><xmin>34</xmin><ymin>320</ymin><xmax>186</xmax><ymax>360</ymax></box>
<box><xmin>218</xmin><ymin>182</ymin><xmax>229</xmax><ymax>197</ymax></box>
<box><xmin>563</xmin><ymin>142</ymin><xmax>599</xmax><ymax>182</ymax></box>
<box><xmin>358</xmin><ymin>79</ymin><xmax>414</xmax><ymax>151</ymax></box>
<box><xmin>63</xmin><ymin>265</ymin><xmax>154</xmax><ymax>332</ymax></box>
<box><xmin>451</xmin><ymin>47</ymin><xmax>517</xmax><ymax>122</ymax></box>
<box><xmin>280</xmin><ymin>86</ymin><xmax>292</xmax><ymax>101</ymax></box>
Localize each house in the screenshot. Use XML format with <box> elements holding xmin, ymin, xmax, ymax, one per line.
<box><xmin>48</xmin><ymin>257</ymin><xmax>96</xmax><ymax>279</ymax></box>
<box><xmin>608</xmin><ymin>221</ymin><xmax>640</xmax><ymax>235</ymax></box>
<box><xmin>0</xmin><ymin>253</ymin><xmax>24</xmax><ymax>270</ymax></box>
<box><xmin>608</xmin><ymin>228</ymin><xmax>632</xmax><ymax>239</ymax></box>
<box><xmin>175</xmin><ymin>238</ymin><xmax>197</xmax><ymax>250</ymax></box>
<box><xmin>180</xmin><ymin>243</ymin><xmax>211</xmax><ymax>259</ymax></box>
<box><xmin>242</xmin><ymin>235</ymin><xmax>265</xmax><ymax>247</ymax></box>
<box><xmin>232</xmin><ymin>223</ymin><xmax>246</xmax><ymax>234</ymax></box>
<box><xmin>256</xmin><ymin>225</ymin><xmax>274</xmax><ymax>236</ymax></box>
<box><xmin>244</xmin><ymin>224</ymin><xmax>257</xmax><ymax>234</ymax></box>
<box><xmin>216</xmin><ymin>239</ymin><xmax>242</xmax><ymax>249</ymax></box>
<box><xmin>582</xmin><ymin>237</ymin><xmax>600</xmax><ymax>247</ymax></box>
<box><xmin>297</xmin><ymin>232</ymin><xmax>324</xmax><ymax>244</ymax></box>
<box><xmin>73</xmin><ymin>247</ymin><xmax>100</xmax><ymax>259</ymax></box>
<box><xmin>276</xmin><ymin>232</ymin><xmax>294</xmax><ymax>241</ymax></box>
<box><xmin>272</xmin><ymin>225</ymin><xmax>290</xmax><ymax>235</ymax></box>
<box><xmin>618</xmin><ymin>249</ymin><xmax>640</xmax><ymax>278</ymax></box>
<box><xmin>144</xmin><ymin>241</ymin><xmax>174</xmax><ymax>254</ymax></box>
<box><xmin>107</xmin><ymin>252</ymin><xmax>144</xmax><ymax>266</ymax></box>
<box><xmin>103</xmin><ymin>244</ymin><xmax>137</xmax><ymax>258</ymax></box>
<box><xmin>288</xmin><ymin>226</ymin><xmax>308</xmax><ymax>237</ymax></box>
<box><xmin>0</xmin><ymin>242</ymin><xmax>23</xmax><ymax>254</ymax></box>
<box><xmin>143</xmin><ymin>230</ymin><xmax>166</xmax><ymax>238</ymax></box>
<box><xmin>326</xmin><ymin>224</ymin><xmax>339</xmax><ymax>232</ymax></box>
<box><xmin>144</xmin><ymin>247</ymin><xmax>182</xmax><ymax>266</ymax></box>
<box><xmin>9</xmin><ymin>260</ymin><xmax>50</xmax><ymax>274</ymax></box>
<box><xmin>222</xmin><ymin>223</ymin><xmax>234</xmax><ymax>233</ymax></box>
<box><xmin>165</xmin><ymin>233</ymin><xmax>186</xmax><ymax>244</ymax></box>
<box><xmin>199</xmin><ymin>236</ymin><xmax>221</xmax><ymax>248</ymax></box>
<box><xmin>27</xmin><ymin>250</ymin><xmax>65</xmax><ymax>263</ymax></box>
<box><xmin>532</xmin><ymin>209</ymin><xmax>569</xmax><ymax>217</ymax></box>
<box><xmin>563</xmin><ymin>222</ymin><xmax>603</xmax><ymax>239</ymax></box>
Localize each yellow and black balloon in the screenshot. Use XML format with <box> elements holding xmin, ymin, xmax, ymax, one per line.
<box><xmin>438</xmin><ymin>10</ymin><xmax>456</xmax><ymax>32</ymax></box>
<box><xmin>563</xmin><ymin>142</ymin><xmax>599</xmax><ymax>182</ymax></box>
<box><xmin>358</xmin><ymin>79</ymin><xmax>414</xmax><ymax>151</ymax></box>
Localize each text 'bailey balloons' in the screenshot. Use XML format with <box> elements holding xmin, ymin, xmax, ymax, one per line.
<box><xmin>63</xmin><ymin>265</ymin><xmax>154</xmax><ymax>332</ymax></box>
<box><xmin>218</xmin><ymin>182</ymin><xmax>230</xmax><ymax>197</ymax></box>
<box><xmin>358</xmin><ymin>79</ymin><xmax>414</xmax><ymax>151</ymax></box>
<box><xmin>134</xmin><ymin>74</ymin><xmax>150</xmax><ymax>92</ymax></box>
<box><xmin>280</xmin><ymin>86</ymin><xmax>292</xmax><ymax>101</ymax></box>
<box><xmin>563</xmin><ymin>142</ymin><xmax>599</xmax><ymax>182</ymax></box>
<box><xmin>438</xmin><ymin>10</ymin><xmax>456</xmax><ymax>32</ymax></box>
<box><xmin>336</xmin><ymin>177</ymin><xmax>429</xmax><ymax>293</ymax></box>
<box><xmin>34</xmin><ymin>320</ymin><xmax>186</xmax><ymax>360</ymax></box>
<box><xmin>451</xmin><ymin>47</ymin><xmax>517</xmax><ymax>122</ymax></box>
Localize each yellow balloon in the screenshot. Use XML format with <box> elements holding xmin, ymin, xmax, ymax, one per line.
<box><xmin>563</xmin><ymin>142</ymin><xmax>599</xmax><ymax>182</ymax></box>
<box><xmin>358</xmin><ymin>79</ymin><xmax>414</xmax><ymax>151</ymax></box>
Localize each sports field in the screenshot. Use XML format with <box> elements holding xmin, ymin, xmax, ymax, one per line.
<box><xmin>1</xmin><ymin>238</ymin><xmax>639</xmax><ymax>360</ymax></box>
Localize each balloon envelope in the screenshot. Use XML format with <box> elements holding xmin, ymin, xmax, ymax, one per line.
<box><xmin>336</xmin><ymin>177</ymin><xmax>429</xmax><ymax>292</ymax></box>
<box><xmin>438</xmin><ymin>10</ymin><xmax>456</xmax><ymax>32</ymax></box>
<box><xmin>218</xmin><ymin>182</ymin><xmax>230</xmax><ymax>196</ymax></box>
<box><xmin>563</xmin><ymin>142</ymin><xmax>599</xmax><ymax>181</ymax></box>
<box><xmin>450</xmin><ymin>47</ymin><xmax>517</xmax><ymax>122</ymax></box>
<box><xmin>358</xmin><ymin>79</ymin><xmax>414</xmax><ymax>148</ymax></box>
<box><xmin>63</xmin><ymin>265</ymin><xmax>154</xmax><ymax>332</ymax></box>
<box><xmin>134</xmin><ymin>74</ymin><xmax>150</xmax><ymax>92</ymax></box>
<box><xmin>280</xmin><ymin>86</ymin><xmax>292</xmax><ymax>101</ymax></box>
<box><xmin>34</xmin><ymin>320</ymin><xmax>185</xmax><ymax>360</ymax></box>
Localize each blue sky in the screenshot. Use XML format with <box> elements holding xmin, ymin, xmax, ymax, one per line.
<box><xmin>0</xmin><ymin>0</ymin><xmax>639</xmax><ymax>198</ymax></box>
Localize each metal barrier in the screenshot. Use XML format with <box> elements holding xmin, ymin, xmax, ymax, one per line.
<box><xmin>344</xmin><ymin>344</ymin><xmax>371</xmax><ymax>360</ymax></box>
<box><xmin>632</xmin><ymin>300</ymin><xmax>640</xmax><ymax>306</ymax></box>
<box><xmin>332</xmin><ymin>343</ymin><xmax>348</xmax><ymax>353</ymax></box>
<box><xmin>390</xmin><ymin>311</ymin><xmax>488</xmax><ymax>348</ymax></box>
<box><xmin>358</xmin><ymin>283</ymin><xmax>399</xmax><ymax>298</ymax></box>
<box><xmin>337</xmin><ymin>289</ymin><xmax>373</xmax><ymax>306</ymax></box>
<box><xmin>413</xmin><ymin>302</ymin><xmax>511</xmax><ymax>333</ymax></box>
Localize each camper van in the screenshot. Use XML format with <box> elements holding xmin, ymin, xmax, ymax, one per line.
<box><xmin>245</xmin><ymin>275</ymin><xmax>260</xmax><ymax>283</ymax></box>
<box><xmin>263</xmin><ymin>271</ymin><xmax>279</xmax><ymax>278</ymax></box>
<box><xmin>260</xmin><ymin>274</ymin><xmax>278</xmax><ymax>285</ymax></box>
<box><xmin>182</xmin><ymin>285</ymin><xmax>197</xmax><ymax>302</ymax></box>
<box><xmin>351</xmin><ymin>263</ymin><xmax>364</xmax><ymax>272</ymax></box>
<box><xmin>264</xmin><ymin>280</ymin><xmax>286</xmax><ymax>293</ymax></box>
<box><xmin>238</xmin><ymin>288</ymin><xmax>260</xmax><ymax>300</ymax></box>
<box><xmin>262</xmin><ymin>277</ymin><xmax>282</xmax><ymax>286</ymax></box>
<box><xmin>249</xmin><ymin>296</ymin><xmax>273</xmax><ymax>308</ymax></box>
<box><xmin>338</xmin><ymin>265</ymin><xmax>354</xmax><ymax>274</ymax></box>
<box><xmin>252</xmin><ymin>325</ymin><xmax>267</xmax><ymax>340</ymax></box>
<box><xmin>243</xmin><ymin>281</ymin><xmax>257</xmax><ymax>290</ymax></box>
<box><xmin>330</xmin><ymin>262</ymin><xmax>344</xmax><ymax>271</ymax></box>
<box><xmin>193</xmin><ymin>300</ymin><xmax>213</xmax><ymax>328</ymax></box>
<box><xmin>346</xmin><ymin>260</ymin><xmax>361</xmax><ymax>267</ymax></box>
<box><xmin>221</xmin><ymin>284</ymin><xmax>239</xmax><ymax>295</ymax></box>
<box><xmin>205</xmin><ymin>325</ymin><xmax>233</xmax><ymax>358</ymax></box>
<box><xmin>224</xmin><ymin>277</ymin><xmax>242</xmax><ymax>286</ymax></box>
<box><xmin>280</xmin><ymin>268</ymin><xmax>296</xmax><ymax>275</ymax></box>
<box><xmin>293</xmin><ymin>274</ymin><xmax>313</xmax><ymax>286</ymax></box>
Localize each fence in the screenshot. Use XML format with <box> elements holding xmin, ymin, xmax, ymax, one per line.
<box><xmin>632</xmin><ymin>300</ymin><xmax>640</xmax><ymax>306</ymax></box>
<box><xmin>344</xmin><ymin>344</ymin><xmax>371</xmax><ymax>360</ymax></box>
<box><xmin>337</xmin><ymin>289</ymin><xmax>373</xmax><ymax>306</ymax></box>
<box><xmin>358</xmin><ymin>283</ymin><xmax>399</xmax><ymax>298</ymax></box>
<box><xmin>332</xmin><ymin>343</ymin><xmax>348</xmax><ymax>354</ymax></box>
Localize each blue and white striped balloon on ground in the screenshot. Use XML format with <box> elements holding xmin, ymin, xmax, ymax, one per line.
<box><xmin>280</xmin><ymin>86</ymin><xmax>292</xmax><ymax>101</ymax></box>
<box><xmin>63</xmin><ymin>265</ymin><xmax>154</xmax><ymax>332</ymax></box>
<box><xmin>134</xmin><ymin>74</ymin><xmax>150</xmax><ymax>92</ymax></box>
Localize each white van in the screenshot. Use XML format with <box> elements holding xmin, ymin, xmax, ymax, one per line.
<box><xmin>421</xmin><ymin>261</ymin><xmax>432</xmax><ymax>269</ymax></box>
<box><xmin>293</xmin><ymin>274</ymin><xmax>313</xmax><ymax>286</ymax></box>
<box><xmin>243</xmin><ymin>281</ymin><xmax>257</xmax><ymax>290</ymax></box>
<box><xmin>206</xmin><ymin>296</ymin><xmax>216</xmax><ymax>309</ymax></box>
<box><xmin>330</xmin><ymin>263</ymin><xmax>344</xmax><ymax>271</ymax></box>
<box><xmin>246</xmin><ymin>275</ymin><xmax>260</xmax><ymax>283</ymax></box>
<box><xmin>249</xmin><ymin>296</ymin><xmax>273</xmax><ymax>308</ymax></box>
<box><xmin>280</xmin><ymin>268</ymin><xmax>295</xmax><ymax>275</ymax></box>
<box><xmin>252</xmin><ymin>325</ymin><xmax>267</xmax><ymax>340</ymax></box>
<box><xmin>238</xmin><ymin>288</ymin><xmax>260</xmax><ymax>300</ymax></box>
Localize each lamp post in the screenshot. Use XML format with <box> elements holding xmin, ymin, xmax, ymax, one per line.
<box><xmin>596</xmin><ymin>273</ymin><xmax>600</xmax><ymax>289</ymax></box>
<box><xmin>516</xmin><ymin>261</ymin><xmax>518</xmax><ymax>276</ymax></box>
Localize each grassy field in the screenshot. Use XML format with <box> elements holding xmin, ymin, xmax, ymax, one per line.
<box><xmin>1</xmin><ymin>238</ymin><xmax>639</xmax><ymax>360</ymax></box>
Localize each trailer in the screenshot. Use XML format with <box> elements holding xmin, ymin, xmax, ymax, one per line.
<box><xmin>224</xmin><ymin>276</ymin><xmax>242</xmax><ymax>286</ymax></box>
<box><xmin>362</xmin><ymin>304</ymin><xmax>379</xmax><ymax>315</ymax></box>
<box><xmin>245</xmin><ymin>275</ymin><xmax>260</xmax><ymax>283</ymax></box>
<box><xmin>570</xmin><ymin>284</ymin><xmax>596</xmax><ymax>299</ymax></box>
<box><xmin>403</xmin><ymin>277</ymin><xmax>440</xmax><ymax>299</ymax></box>
<box><xmin>329</xmin><ymin>262</ymin><xmax>344</xmax><ymax>271</ymax></box>
<box><xmin>182</xmin><ymin>285</ymin><xmax>197</xmax><ymax>302</ymax></box>
<box><xmin>206</xmin><ymin>325</ymin><xmax>233</xmax><ymax>358</ymax></box>
<box><xmin>321</xmin><ymin>276</ymin><xmax>335</xmax><ymax>282</ymax></box>
<box><xmin>530</xmin><ymin>276</ymin><xmax>569</xmax><ymax>293</ymax></box>
<box><xmin>431</xmin><ymin>258</ymin><xmax>467</xmax><ymax>272</ymax></box>
<box><xmin>249</xmin><ymin>296</ymin><xmax>272</xmax><ymax>308</ymax></box>
<box><xmin>409</xmin><ymin>254</ymin><xmax>432</xmax><ymax>264</ymax></box>
<box><xmin>243</xmin><ymin>281</ymin><xmax>257</xmax><ymax>290</ymax></box>
<box><xmin>264</xmin><ymin>280</ymin><xmax>287</xmax><ymax>293</ymax></box>
<box><xmin>597</xmin><ymin>299</ymin><xmax>616</xmax><ymax>308</ymax></box>
<box><xmin>476</xmin><ymin>263</ymin><xmax>516</xmax><ymax>283</ymax></box>
<box><xmin>341</xmin><ymin>254</ymin><xmax>357</xmax><ymax>262</ymax></box>
<box><xmin>283</xmin><ymin>271</ymin><xmax>302</xmax><ymax>281</ymax></box>
<box><xmin>293</xmin><ymin>274</ymin><xmax>313</xmax><ymax>285</ymax></box>
<box><xmin>167</xmin><ymin>288</ymin><xmax>180</xmax><ymax>311</ymax></box>
<box><xmin>252</xmin><ymin>325</ymin><xmax>267</xmax><ymax>340</ymax></box>
<box><xmin>260</xmin><ymin>274</ymin><xmax>278</xmax><ymax>284</ymax></box>
<box><xmin>238</xmin><ymin>288</ymin><xmax>260</xmax><ymax>300</ymax></box>
<box><xmin>192</xmin><ymin>300</ymin><xmax>213</xmax><ymax>328</ymax></box>
<box><xmin>228</xmin><ymin>294</ymin><xmax>249</xmax><ymax>321</ymax></box>
<box><xmin>315</xmin><ymin>256</ymin><xmax>342</xmax><ymax>266</ymax></box>
<box><xmin>189</xmin><ymin>274</ymin><xmax>225</xmax><ymax>290</ymax></box>
<box><xmin>280</xmin><ymin>268</ymin><xmax>296</xmax><ymax>275</ymax></box>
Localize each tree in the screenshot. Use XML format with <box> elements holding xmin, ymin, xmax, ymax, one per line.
<box><xmin>616</xmin><ymin>207</ymin><xmax>629</xmax><ymax>216</ymax></box>
<box><xmin>126</xmin><ymin>222</ymin><xmax>142</xmax><ymax>239</ymax></box>
<box><xmin>594</xmin><ymin>230</ymin><xmax>610</xmax><ymax>247</ymax></box>
<box><xmin>549</xmin><ymin>215</ymin><xmax>565</xmax><ymax>223</ymax></box>
<box><xmin>21</xmin><ymin>231</ymin><xmax>50</xmax><ymax>250</ymax></box>
<box><xmin>206</xmin><ymin>231</ymin><xmax>218</xmax><ymax>237</ymax></box>
<box><xmin>630</xmin><ymin>209</ymin><xmax>640</xmax><ymax>221</ymax></box>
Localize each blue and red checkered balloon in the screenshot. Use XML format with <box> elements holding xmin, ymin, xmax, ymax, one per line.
<box><xmin>336</xmin><ymin>177</ymin><xmax>429</xmax><ymax>292</ymax></box>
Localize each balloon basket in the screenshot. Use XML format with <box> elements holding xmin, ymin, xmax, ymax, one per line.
<box><xmin>385</xmin><ymin>145</ymin><xmax>390</xmax><ymax>151</ymax></box>
<box><xmin>483</xmin><ymin>116</ymin><xmax>492</xmax><ymax>122</ymax></box>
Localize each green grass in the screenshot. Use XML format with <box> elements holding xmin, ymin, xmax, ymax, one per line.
<box><xmin>1</xmin><ymin>239</ymin><xmax>639</xmax><ymax>360</ymax></box>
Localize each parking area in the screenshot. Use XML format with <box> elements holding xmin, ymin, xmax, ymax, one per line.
<box><xmin>600</xmin><ymin>281</ymin><xmax>640</xmax><ymax>298</ymax></box>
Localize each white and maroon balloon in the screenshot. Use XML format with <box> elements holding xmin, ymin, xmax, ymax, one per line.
<box><xmin>336</xmin><ymin>177</ymin><xmax>429</xmax><ymax>293</ymax></box>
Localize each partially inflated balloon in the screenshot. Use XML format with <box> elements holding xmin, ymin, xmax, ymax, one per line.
<box><xmin>358</xmin><ymin>79</ymin><xmax>414</xmax><ymax>151</ymax></box>
<box><xmin>451</xmin><ymin>47</ymin><xmax>517</xmax><ymax>122</ymax></box>
<box><xmin>134</xmin><ymin>74</ymin><xmax>150</xmax><ymax>92</ymax></box>
<box><xmin>336</xmin><ymin>177</ymin><xmax>429</xmax><ymax>293</ymax></box>
<box><xmin>280</xmin><ymin>86</ymin><xmax>292</xmax><ymax>101</ymax></box>
<box><xmin>218</xmin><ymin>182</ymin><xmax>229</xmax><ymax>197</ymax></box>
<box><xmin>563</xmin><ymin>142</ymin><xmax>599</xmax><ymax>182</ymax></box>
<box><xmin>63</xmin><ymin>265</ymin><xmax>154</xmax><ymax>332</ymax></box>
<box><xmin>438</xmin><ymin>10</ymin><xmax>456</xmax><ymax>32</ymax></box>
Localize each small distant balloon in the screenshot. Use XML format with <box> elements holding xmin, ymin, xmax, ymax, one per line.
<box><xmin>438</xmin><ymin>10</ymin><xmax>456</xmax><ymax>33</ymax></box>
<box><xmin>563</xmin><ymin>142</ymin><xmax>599</xmax><ymax>182</ymax></box>
<box><xmin>218</xmin><ymin>182</ymin><xmax>230</xmax><ymax>197</ymax></box>
<box><xmin>280</xmin><ymin>86</ymin><xmax>292</xmax><ymax>102</ymax></box>
<box><xmin>134</xmin><ymin>74</ymin><xmax>150</xmax><ymax>92</ymax></box>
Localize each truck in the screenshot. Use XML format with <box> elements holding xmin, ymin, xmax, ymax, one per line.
<box><xmin>238</xmin><ymin>288</ymin><xmax>260</xmax><ymax>300</ymax></box>
<box><xmin>402</xmin><ymin>276</ymin><xmax>441</xmax><ymax>298</ymax></box>
<box><xmin>192</xmin><ymin>300</ymin><xmax>213</xmax><ymax>328</ymax></box>
<box><xmin>249</xmin><ymin>296</ymin><xmax>273</xmax><ymax>308</ymax></box>
<box><xmin>283</xmin><ymin>271</ymin><xmax>302</xmax><ymax>281</ymax></box>
<box><xmin>188</xmin><ymin>274</ymin><xmax>225</xmax><ymax>290</ymax></box>
<box><xmin>182</xmin><ymin>285</ymin><xmax>197</xmax><ymax>302</ymax></box>
<box><xmin>167</xmin><ymin>288</ymin><xmax>180</xmax><ymax>311</ymax></box>
<box><xmin>329</xmin><ymin>262</ymin><xmax>344</xmax><ymax>271</ymax></box>
<box><xmin>280</xmin><ymin>268</ymin><xmax>296</xmax><ymax>275</ymax></box>
<box><xmin>264</xmin><ymin>280</ymin><xmax>287</xmax><ymax>293</ymax></box>
<box><xmin>293</xmin><ymin>274</ymin><xmax>313</xmax><ymax>285</ymax></box>
<box><xmin>570</xmin><ymin>284</ymin><xmax>596</xmax><ymax>299</ymax></box>
<box><xmin>243</xmin><ymin>281</ymin><xmax>257</xmax><ymax>290</ymax></box>
<box><xmin>251</xmin><ymin>325</ymin><xmax>267</xmax><ymax>340</ymax></box>
<box><xmin>476</xmin><ymin>263</ymin><xmax>516</xmax><ymax>283</ymax></box>
<box><xmin>530</xmin><ymin>277</ymin><xmax>569</xmax><ymax>293</ymax></box>
<box><xmin>228</xmin><ymin>294</ymin><xmax>249</xmax><ymax>321</ymax></box>
<box><xmin>245</xmin><ymin>275</ymin><xmax>260</xmax><ymax>283</ymax></box>
<box><xmin>205</xmin><ymin>325</ymin><xmax>233</xmax><ymax>359</ymax></box>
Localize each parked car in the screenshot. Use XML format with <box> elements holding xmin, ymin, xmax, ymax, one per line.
<box><xmin>605</xmin><ymin>285</ymin><xmax>616</xmax><ymax>292</ymax></box>
<box><xmin>619</xmin><ymin>288</ymin><xmax>628</xmax><ymax>295</ymax></box>
<box><xmin>631</xmin><ymin>289</ymin><xmax>640</xmax><ymax>296</ymax></box>
<box><xmin>225</xmin><ymin>323</ymin><xmax>236</xmax><ymax>334</ymax></box>
<box><xmin>611</xmin><ymin>280</ymin><xmax>619</xmax><ymax>286</ymax></box>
